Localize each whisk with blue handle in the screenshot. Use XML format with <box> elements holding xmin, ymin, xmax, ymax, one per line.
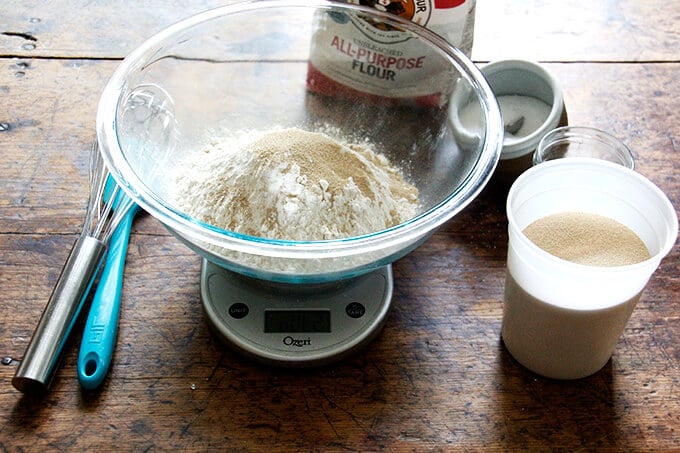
<box><xmin>12</xmin><ymin>141</ymin><xmax>134</xmax><ymax>395</ymax></box>
<box><xmin>78</xmin><ymin>177</ymin><xmax>142</xmax><ymax>390</ymax></box>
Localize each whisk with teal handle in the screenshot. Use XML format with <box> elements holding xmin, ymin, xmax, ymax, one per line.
<box><xmin>77</xmin><ymin>176</ymin><xmax>142</xmax><ymax>390</ymax></box>
<box><xmin>12</xmin><ymin>141</ymin><xmax>134</xmax><ymax>395</ymax></box>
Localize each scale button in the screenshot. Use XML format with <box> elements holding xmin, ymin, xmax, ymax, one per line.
<box><xmin>345</xmin><ymin>302</ymin><xmax>366</xmax><ymax>319</ymax></box>
<box><xmin>228</xmin><ymin>302</ymin><xmax>249</xmax><ymax>319</ymax></box>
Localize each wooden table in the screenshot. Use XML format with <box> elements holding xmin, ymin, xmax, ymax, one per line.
<box><xmin>2</xmin><ymin>1</ymin><xmax>679</xmax><ymax>450</ymax></box>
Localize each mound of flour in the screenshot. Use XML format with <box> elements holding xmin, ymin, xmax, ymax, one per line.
<box><xmin>173</xmin><ymin>128</ymin><xmax>419</xmax><ymax>241</ymax></box>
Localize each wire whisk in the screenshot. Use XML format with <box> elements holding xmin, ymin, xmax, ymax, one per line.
<box><xmin>13</xmin><ymin>140</ymin><xmax>134</xmax><ymax>394</ymax></box>
<box><xmin>85</xmin><ymin>141</ymin><xmax>135</xmax><ymax>243</ymax></box>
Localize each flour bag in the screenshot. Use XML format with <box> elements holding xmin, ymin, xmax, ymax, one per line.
<box><xmin>307</xmin><ymin>0</ymin><xmax>477</xmax><ymax>106</ymax></box>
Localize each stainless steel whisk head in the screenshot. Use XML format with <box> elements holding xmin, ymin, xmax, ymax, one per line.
<box><xmin>85</xmin><ymin>140</ymin><xmax>134</xmax><ymax>242</ymax></box>
<box><xmin>13</xmin><ymin>140</ymin><xmax>134</xmax><ymax>394</ymax></box>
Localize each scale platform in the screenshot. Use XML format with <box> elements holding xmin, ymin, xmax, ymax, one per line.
<box><xmin>200</xmin><ymin>259</ymin><xmax>393</xmax><ymax>367</ymax></box>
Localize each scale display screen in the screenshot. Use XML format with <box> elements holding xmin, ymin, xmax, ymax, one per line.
<box><xmin>264</xmin><ymin>310</ymin><xmax>331</xmax><ymax>333</ymax></box>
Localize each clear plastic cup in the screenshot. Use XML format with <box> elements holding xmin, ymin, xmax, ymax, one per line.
<box><xmin>534</xmin><ymin>126</ymin><xmax>635</xmax><ymax>169</ymax></box>
<box><xmin>503</xmin><ymin>158</ymin><xmax>677</xmax><ymax>379</ymax></box>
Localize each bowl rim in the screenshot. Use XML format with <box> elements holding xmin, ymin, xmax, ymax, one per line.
<box><xmin>96</xmin><ymin>0</ymin><xmax>503</xmax><ymax>259</ymax></box>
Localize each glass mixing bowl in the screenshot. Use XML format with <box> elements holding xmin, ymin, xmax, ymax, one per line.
<box><xmin>96</xmin><ymin>0</ymin><xmax>502</xmax><ymax>283</ymax></box>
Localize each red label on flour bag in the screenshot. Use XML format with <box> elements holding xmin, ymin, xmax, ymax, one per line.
<box><xmin>435</xmin><ymin>0</ymin><xmax>466</xmax><ymax>8</ymax></box>
<box><xmin>307</xmin><ymin>0</ymin><xmax>476</xmax><ymax>106</ymax></box>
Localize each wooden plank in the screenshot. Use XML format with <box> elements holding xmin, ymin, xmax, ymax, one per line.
<box><xmin>3</xmin><ymin>59</ymin><xmax>678</xmax><ymax>233</ymax></box>
<box><xmin>1</xmin><ymin>227</ymin><xmax>678</xmax><ymax>450</ymax></box>
<box><xmin>1</xmin><ymin>28</ymin><xmax>679</xmax><ymax>453</ymax></box>
<box><xmin>1</xmin><ymin>58</ymin><xmax>116</xmax><ymax>234</ymax></box>
<box><xmin>0</xmin><ymin>1</ymin><xmax>234</xmax><ymax>59</ymax></box>
<box><xmin>472</xmin><ymin>0</ymin><xmax>680</xmax><ymax>62</ymax></box>
<box><xmin>1</xmin><ymin>1</ymin><xmax>679</xmax><ymax>62</ymax></box>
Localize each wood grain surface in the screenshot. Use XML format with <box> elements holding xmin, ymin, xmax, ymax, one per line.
<box><xmin>1</xmin><ymin>1</ymin><xmax>679</xmax><ymax>451</ymax></box>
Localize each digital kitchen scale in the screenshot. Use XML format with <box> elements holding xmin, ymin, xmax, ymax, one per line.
<box><xmin>200</xmin><ymin>259</ymin><xmax>393</xmax><ymax>367</ymax></box>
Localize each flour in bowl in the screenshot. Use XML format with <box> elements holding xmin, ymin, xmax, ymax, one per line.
<box><xmin>173</xmin><ymin>127</ymin><xmax>419</xmax><ymax>241</ymax></box>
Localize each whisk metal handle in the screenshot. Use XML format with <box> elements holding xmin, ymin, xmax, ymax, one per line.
<box><xmin>13</xmin><ymin>235</ymin><xmax>106</xmax><ymax>395</ymax></box>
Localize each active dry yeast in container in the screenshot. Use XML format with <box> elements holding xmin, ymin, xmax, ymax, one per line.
<box><xmin>503</xmin><ymin>159</ymin><xmax>677</xmax><ymax>379</ymax></box>
<box><xmin>307</xmin><ymin>0</ymin><xmax>476</xmax><ymax>106</ymax></box>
